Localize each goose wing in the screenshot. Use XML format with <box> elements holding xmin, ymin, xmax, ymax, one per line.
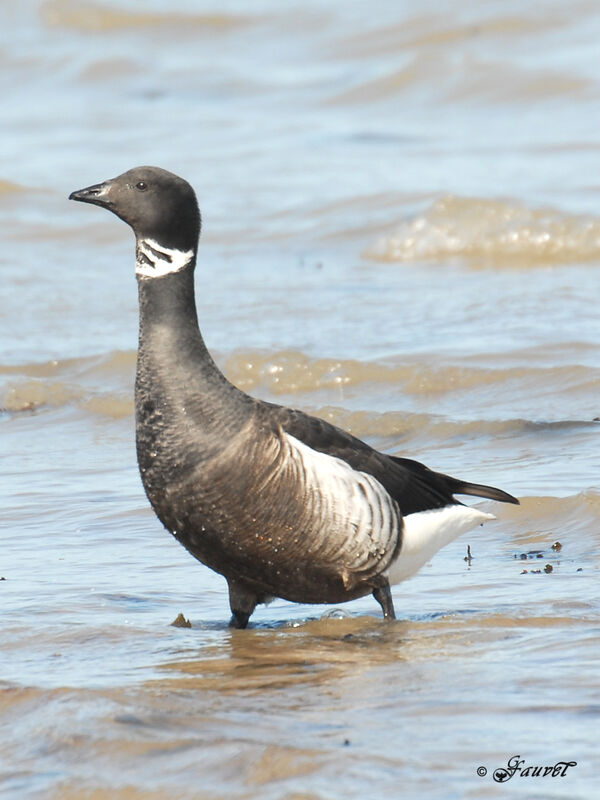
<box><xmin>264</xmin><ymin>403</ymin><xmax>518</xmax><ymax>515</ymax></box>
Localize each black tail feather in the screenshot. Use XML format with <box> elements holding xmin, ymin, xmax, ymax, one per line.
<box><xmin>390</xmin><ymin>455</ymin><xmax>519</xmax><ymax>508</ymax></box>
<box><xmin>447</xmin><ymin>478</ymin><xmax>519</xmax><ymax>505</ymax></box>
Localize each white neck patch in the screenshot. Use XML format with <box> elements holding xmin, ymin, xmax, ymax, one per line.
<box><xmin>135</xmin><ymin>237</ymin><xmax>194</xmax><ymax>279</ymax></box>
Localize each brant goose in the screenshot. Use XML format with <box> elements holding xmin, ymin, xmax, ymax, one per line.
<box><xmin>70</xmin><ymin>167</ymin><xmax>518</xmax><ymax>628</ymax></box>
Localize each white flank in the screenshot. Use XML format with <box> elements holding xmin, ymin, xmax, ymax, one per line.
<box><xmin>284</xmin><ymin>432</ymin><xmax>392</xmax><ymax>508</ymax></box>
<box><xmin>386</xmin><ymin>505</ymin><xmax>495</xmax><ymax>585</ymax></box>
<box><xmin>136</xmin><ymin>237</ymin><xmax>194</xmax><ymax>278</ymax></box>
<box><xmin>283</xmin><ymin>433</ymin><xmax>400</xmax><ymax>576</ymax></box>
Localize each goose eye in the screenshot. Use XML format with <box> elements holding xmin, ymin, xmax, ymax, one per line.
<box><xmin>136</xmin><ymin>181</ymin><xmax>148</xmax><ymax>191</ymax></box>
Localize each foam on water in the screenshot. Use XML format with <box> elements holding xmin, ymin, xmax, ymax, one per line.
<box><xmin>367</xmin><ymin>195</ymin><xmax>600</xmax><ymax>266</ymax></box>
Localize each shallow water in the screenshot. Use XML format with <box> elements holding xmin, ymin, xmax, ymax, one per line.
<box><xmin>1</xmin><ymin>1</ymin><xmax>600</xmax><ymax>798</ymax></box>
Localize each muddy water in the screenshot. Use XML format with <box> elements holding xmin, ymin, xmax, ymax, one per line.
<box><xmin>1</xmin><ymin>1</ymin><xmax>600</xmax><ymax>798</ymax></box>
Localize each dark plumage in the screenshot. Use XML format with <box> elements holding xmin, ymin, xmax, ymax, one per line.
<box><xmin>70</xmin><ymin>166</ymin><xmax>518</xmax><ymax>628</ymax></box>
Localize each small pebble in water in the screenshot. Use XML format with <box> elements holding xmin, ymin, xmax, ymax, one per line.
<box><xmin>171</xmin><ymin>613</ymin><xmax>192</xmax><ymax>628</ymax></box>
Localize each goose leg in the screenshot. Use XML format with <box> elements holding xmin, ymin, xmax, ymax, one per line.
<box><xmin>372</xmin><ymin>581</ymin><xmax>396</xmax><ymax>621</ymax></box>
<box><xmin>227</xmin><ymin>578</ymin><xmax>258</xmax><ymax>629</ymax></box>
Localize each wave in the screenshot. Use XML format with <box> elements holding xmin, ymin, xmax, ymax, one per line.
<box><xmin>326</xmin><ymin>58</ymin><xmax>584</xmax><ymax>107</ymax></box>
<box><xmin>330</xmin><ymin>13</ymin><xmax>563</xmax><ymax>63</ymax></box>
<box><xmin>223</xmin><ymin>349</ymin><xmax>597</xmax><ymax>398</ymax></box>
<box><xmin>0</xmin><ymin>378</ymin><xmax>133</xmax><ymax>418</ymax></box>
<box><xmin>365</xmin><ymin>195</ymin><xmax>600</xmax><ymax>267</ymax></box>
<box><xmin>503</xmin><ymin>491</ymin><xmax>600</xmax><ymax>549</ymax></box>
<box><xmin>0</xmin><ymin>351</ymin><xmax>135</xmax><ymax>419</ymax></box>
<box><xmin>0</xmin><ymin>179</ymin><xmax>26</xmax><ymax>195</ymax></box>
<box><xmin>42</xmin><ymin>0</ymin><xmax>251</xmax><ymax>34</ymax></box>
<box><xmin>327</xmin><ymin>11</ymin><xmax>587</xmax><ymax>107</ymax></box>
<box><xmin>2</xmin><ymin>378</ymin><xmax>593</xmax><ymax>441</ymax></box>
<box><xmin>2</xmin><ymin>350</ymin><xmax>597</xmax><ymax>443</ymax></box>
<box><xmin>313</xmin><ymin>407</ymin><xmax>596</xmax><ymax>442</ymax></box>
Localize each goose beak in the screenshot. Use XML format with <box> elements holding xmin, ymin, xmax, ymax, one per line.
<box><xmin>69</xmin><ymin>181</ymin><xmax>112</xmax><ymax>208</ymax></box>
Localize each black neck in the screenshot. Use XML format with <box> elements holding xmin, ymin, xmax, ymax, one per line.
<box><xmin>137</xmin><ymin>262</ymin><xmax>208</xmax><ymax>358</ymax></box>
<box><xmin>135</xmin><ymin>261</ymin><xmax>253</xmax><ymax>451</ymax></box>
